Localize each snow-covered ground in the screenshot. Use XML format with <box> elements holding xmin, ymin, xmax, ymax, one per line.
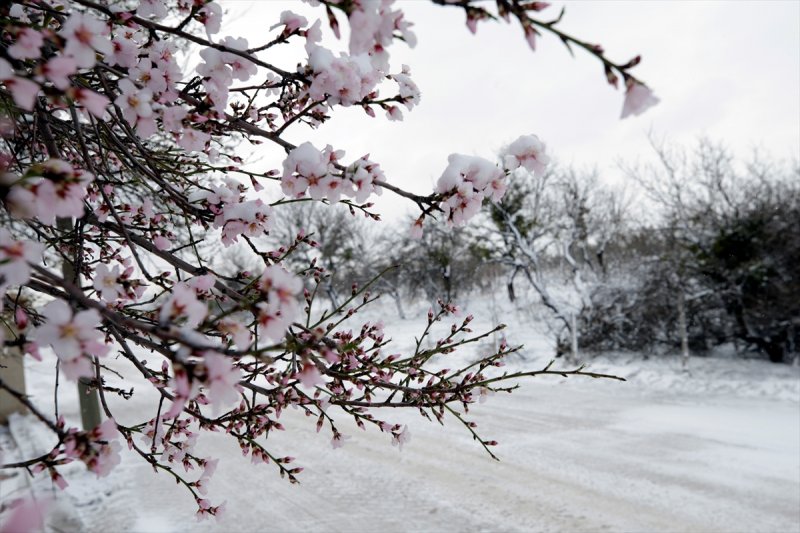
<box><xmin>3</xmin><ymin>299</ymin><xmax>799</xmax><ymax>532</ymax></box>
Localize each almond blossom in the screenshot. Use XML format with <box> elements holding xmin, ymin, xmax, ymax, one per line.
<box><xmin>63</xmin><ymin>418</ymin><xmax>122</xmax><ymax>477</ymax></box>
<box><xmin>201</xmin><ymin>352</ymin><xmax>243</xmax><ymax>414</ymax></box>
<box><xmin>59</xmin><ymin>12</ymin><xmax>112</xmax><ymax>69</ymax></box>
<box><xmin>39</xmin><ymin>56</ymin><xmax>78</xmax><ymax>91</ymax></box>
<box><xmin>270</xmin><ymin>10</ymin><xmax>308</xmax><ymax>34</ymax></box>
<box><xmin>0</xmin><ymin>58</ymin><xmax>40</xmax><ymax>111</ymax></box>
<box><xmin>115</xmin><ymin>78</ymin><xmax>157</xmax><ymax>137</ymax></box>
<box><xmin>160</xmin><ymin>283</ymin><xmax>208</xmax><ymax>329</ymax></box>
<box><xmin>621</xmin><ymin>79</ymin><xmax>660</xmax><ymax>119</ymax></box>
<box><xmin>32</xmin><ymin>300</ymin><xmax>109</xmax><ymax>380</ymax></box>
<box><xmin>255</xmin><ymin>265</ymin><xmax>302</xmax><ymax>341</ymax></box>
<box><xmin>93</xmin><ymin>263</ymin><xmax>126</xmax><ymax>302</ymax></box>
<box><xmin>0</xmin><ymin>229</ymin><xmax>42</xmax><ymax>287</ymax></box>
<box><xmin>6</xmin><ymin>159</ymin><xmax>94</xmax><ymax>224</ymax></box>
<box><xmin>7</xmin><ymin>27</ymin><xmax>44</xmax><ymax>60</ymax></box>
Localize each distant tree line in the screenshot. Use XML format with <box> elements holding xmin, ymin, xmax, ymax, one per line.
<box><xmin>243</xmin><ymin>141</ymin><xmax>799</xmax><ymax>364</ymax></box>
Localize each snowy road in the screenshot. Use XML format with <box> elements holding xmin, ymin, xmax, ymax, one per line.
<box><xmin>51</xmin><ymin>375</ymin><xmax>799</xmax><ymax>533</ymax></box>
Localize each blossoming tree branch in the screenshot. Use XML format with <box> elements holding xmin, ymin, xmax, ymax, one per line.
<box><xmin>0</xmin><ymin>0</ymin><xmax>656</xmax><ymax>522</ymax></box>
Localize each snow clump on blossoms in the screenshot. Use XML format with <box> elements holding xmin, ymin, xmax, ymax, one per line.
<box><xmin>32</xmin><ymin>300</ymin><xmax>109</xmax><ymax>380</ymax></box>
<box><xmin>435</xmin><ymin>154</ymin><xmax>505</xmax><ymax>225</ymax></box>
<box><xmin>501</xmin><ymin>134</ymin><xmax>550</xmax><ymax>175</ymax></box>
<box><xmin>282</xmin><ymin>142</ymin><xmax>344</xmax><ymax>201</ymax></box>
<box><xmin>201</xmin><ymin>352</ymin><xmax>244</xmax><ymax>413</ymax></box>
<box><xmin>433</xmin><ymin>134</ymin><xmax>550</xmax><ymax>226</ymax></box>
<box><xmin>345</xmin><ymin>155</ymin><xmax>385</xmax><ymax>203</ymax></box>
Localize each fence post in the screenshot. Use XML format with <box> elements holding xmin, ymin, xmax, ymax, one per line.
<box><xmin>0</xmin><ymin>322</ymin><xmax>27</xmax><ymax>424</ymax></box>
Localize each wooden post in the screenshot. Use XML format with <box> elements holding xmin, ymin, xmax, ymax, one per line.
<box><xmin>0</xmin><ymin>322</ymin><xmax>27</xmax><ymax>424</ymax></box>
<box><xmin>58</xmin><ymin>217</ymin><xmax>102</xmax><ymax>430</ymax></box>
<box><xmin>571</xmin><ymin>312</ymin><xmax>579</xmax><ymax>360</ymax></box>
<box><xmin>677</xmin><ymin>289</ymin><xmax>690</xmax><ymax>369</ymax></box>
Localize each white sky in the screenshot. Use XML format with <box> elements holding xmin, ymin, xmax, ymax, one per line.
<box><xmin>221</xmin><ymin>0</ymin><xmax>800</xmax><ymax>223</ymax></box>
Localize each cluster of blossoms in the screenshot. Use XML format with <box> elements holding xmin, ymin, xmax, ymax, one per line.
<box><xmin>31</xmin><ymin>300</ymin><xmax>109</xmax><ymax>380</ymax></box>
<box><xmin>430</xmin><ymin>134</ymin><xmax>550</xmax><ymax>227</ymax></box>
<box><xmin>193</xmin><ymin>178</ymin><xmax>275</xmax><ymax>246</ymax></box>
<box><xmin>30</xmin><ymin>417</ymin><xmax>121</xmax><ymax>491</ymax></box>
<box><xmin>0</xmin><ymin>0</ymin><xmax>652</xmax><ymax>522</ymax></box>
<box><xmin>4</xmin><ymin>159</ymin><xmax>95</xmax><ymax>225</ymax></box>
<box><xmin>255</xmin><ymin>265</ymin><xmax>303</xmax><ymax>342</ymax></box>
<box><xmin>281</xmin><ymin>142</ymin><xmax>384</xmax><ymax>204</ymax></box>
<box><xmin>92</xmin><ymin>262</ymin><xmax>147</xmax><ymax>304</ymax></box>
<box><xmin>0</xmin><ymin>229</ymin><xmax>41</xmax><ymax>348</ymax></box>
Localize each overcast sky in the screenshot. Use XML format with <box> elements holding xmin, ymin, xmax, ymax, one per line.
<box><xmin>221</xmin><ymin>1</ymin><xmax>800</xmax><ymax>223</ymax></box>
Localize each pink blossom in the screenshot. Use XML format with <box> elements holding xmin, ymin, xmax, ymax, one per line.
<box><xmin>282</xmin><ymin>142</ymin><xmax>344</xmax><ymax>200</ymax></box>
<box><xmin>115</xmin><ymin>78</ymin><xmax>156</xmax><ymax>137</ymax></box>
<box><xmin>346</xmin><ymin>155</ymin><xmax>384</xmax><ymax>203</ymax></box>
<box><xmin>108</xmin><ymin>29</ymin><xmax>142</xmax><ymax>68</ymax></box>
<box><xmin>71</xmin><ymin>87</ymin><xmax>109</xmax><ymax>118</ymax></box>
<box><xmin>435</xmin><ymin>154</ymin><xmax>504</xmax><ymax>224</ymax></box>
<box><xmin>201</xmin><ymin>352</ymin><xmax>242</xmax><ymax>414</ymax></box>
<box><xmin>0</xmin><ymin>497</ymin><xmax>50</xmax><ymax>533</ymax></box>
<box><xmin>8</xmin><ymin>27</ymin><xmax>44</xmax><ymax>60</ymax></box>
<box><xmin>15</xmin><ymin>307</ymin><xmax>29</xmax><ymax>330</ymax></box>
<box><xmin>160</xmin><ymin>283</ymin><xmax>207</xmax><ymax>328</ymax></box>
<box><xmin>258</xmin><ymin>265</ymin><xmax>302</xmax><ymax>306</ymax></box>
<box><xmin>410</xmin><ymin>218</ymin><xmax>424</xmax><ymax>239</ymax></box>
<box><xmin>391</xmin><ymin>424</ymin><xmax>411</xmax><ymax>450</ymax></box>
<box><xmin>33</xmin><ymin>299</ymin><xmax>108</xmax><ymax>380</ymax></box>
<box><xmin>306</xmin><ymin>47</ymin><xmax>381</xmax><ymax>107</ymax></box>
<box><xmin>296</xmin><ymin>362</ymin><xmax>324</xmax><ymax>389</ymax></box>
<box><xmin>621</xmin><ymin>80</ymin><xmax>659</xmax><ymax>119</ymax></box>
<box><xmin>524</xmin><ymin>24</ymin><xmax>537</xmax><ymax>51</ymax></box>
<box><xmin>197</xmin><ymin>2</ymin><xmax>223</xmax><ymax>36</ymax></box>
<box><xmin>270</xmin><ymin>11</ymin><xmax>308</xmax><ymax>34</ymax></box>
<box><xmin>255</xmin><ymin>300</ymin><xmax>292</xmax><ymax>342</ymax></box>
<box><xmin>0</xmin><ymin>229</ymin><xmax>43</xmax><ymax>286</ymax></box>
<box><xmin>161</xmin><ymin>105</ymin><xmax>188</xmax><ymax>133</ymax></box>
<box><xmin>153</xmin><ymin>235</ymin><xmax>172</xmax><ymax>250</ymax></box>
<box><xmin>93</xmin><ymin>263</ymin><xmax>125</xmax><ymax>302</ymax></box>
<box><xmin>130</xmin><ymin>58</ymin><xmax>168</xmax><ymax>95</ymax></box>
<box><xmin>16</xmin><ymin>159</ymin><xmax>94</xmax><ymax>224</ymax></box>
<box><xmin>331</xmin><ymin>433</ymin><xmax>351</xmax><ymax>449</ymax></box>
<box><xmin>220</xmin><ymin>37</ymin><xmax>257</xmax><ymax>82</ymax></box>
<box><xmin>188</xmin><ymin>274</ymin><xmax>216</xmax><ymax>293</ymax></box>
<box><xmin>391</xmin><ymin>66</ymin><xmax>421</xmax><ymax>111</ymax></box>
<box><xmin>218</xmin><ymin>199</ymin><xmax>273</xmax><ymax>245</ymax></box>
<box><xmin>0</xmin><ymin>74</ymin><xmax>40</xmax><ymax>111</ymax></box>
<box><xmin>218</xmin><ymin>319</ymin><xmax>251</xmax><ymax>350</ymax></box>
<box><xmin>41</xmin><ymin>56</ymin><xmax>78</xmax><ymax>90</ymax></box>
<box><xmin>60</xmin><ymin>12</ymin><xmax>112</xmax><ymax>68</ymax></box>
<box><xmin>178</xmin><ymin>128</ymin><xmax>210</xmax><ymax>153</ymax></box>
